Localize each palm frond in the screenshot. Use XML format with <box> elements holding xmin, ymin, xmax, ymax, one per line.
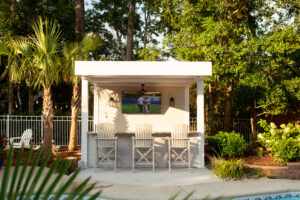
<box><xmin>0</xmin><ymin>40</ymin><xmax>10</xmax><ymax>56</ymax></box>
<box><xmin>0</xmin><ymin>146</ymin><xmax>101</xmax><ymax>200</ymax></box>
<box><xmin>80</xmin><ymin>33</ymin><xmax>102</xmax><ymax>54</ymax></box>
<box><xmin>62</xmin><ymin>32</ymin><xmax>102</xmax><ymax>83</ymax></box>
<box><xmin>31</xmin><ymin>17</ymin><xmax>62</xmax><ymax>89</ymax></box>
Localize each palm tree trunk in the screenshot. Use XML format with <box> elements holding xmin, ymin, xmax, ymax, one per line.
<box><xmin>8</xmin><ymin>82</ymin><xmax>13</xmax><ymax>114</ymax></box>
<box><xmin>250</xmin><ymin>107</ymin><xmax>257</xmax><ymax>139</ymax></box>
<box><xmin>68</xmin><ymin>82</ymin><xmax>79</xmax><ymax>151</ymax></box>
<box><xmin>224</xmin><ymin>83</ymin><xmax>233</xmax><ymax>132</ymax></box>
<box><xmin>125</xmin><ymin>1</ymin><xmax>135</xmax><ymax>61</ymax></box>
<box><xmin>28</xmin><ymin>73</ymin><xmax>34</xmax><ymax>115</ymax></box>
<box><xmin>42</xmin><ymin>87</ymin><xmax>53</xmax><ymax>158</ymax></box>
<box><xmin>28</xmin><ymin>86</ymin><xmax>34</xmax><ymax>115</ymax></box>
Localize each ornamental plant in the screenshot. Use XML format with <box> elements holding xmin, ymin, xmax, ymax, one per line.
<box><xmin>0</xmin><ymin>133</ymin><xmax>7</xmax><ymax>160</ymax></box>
<box><xmin>257</xmin><ymin>120</ymin><xmax>300</xmax><ymax>162</ymax></box>
<box><xmin>213</xmin><ymin>159</ymin><xmax>245</xmax><ymax>180</ymax></box>
<box><xmin>207</xmin><ymin>131</ymin><xmax>247</xmax><ymax>157</ymax></box>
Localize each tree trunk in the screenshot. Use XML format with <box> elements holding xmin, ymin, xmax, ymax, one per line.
<box><xmin>10</xmin><ymin>0</ymin><xmax>15</xmax><ymax>11</ymax></box>
<box><xmin>250</xmin><ymin>107</ymin><xmax>257</xmax><ymax>139</ymax></box>
<box><xmin>224</xmin><ymin>83</ymin><xmax>233</xmax><ymax>132</ymax></box>
<box><xmin>75</xmin><ymin>0</ymin><xmax>85</xmax><ymax>39</ymax></box>
<box><xmin>42</xmin><ymin>87</ymin><xmax>53</xmax><ymax>159</ymax></box>
<box><xmin>209</xmin><ymin>83</ymin><xmax>214</xmax><ymax>135</ymax></box>
<box><xmin>28</xmin><ymin>74</ymin><xmax>34</xmax><ymax>115</ymax></box>
<box><xmin>68</xmin><ymin>82</ymin><xmax>80</xmax><ymax>151</ymax></box>
<box><xmin>28</xmin><ymin>86</ymin><xmax>34</xmax><ymax>115</ymax></box>
<box><xmin>116</xmin><ymin>30</ymin><xmax>125</xmax><ymax>60</ymax></box>
<box><xmin>8</xmin><ymin>82</ymin><xmax>13</xmax><ymax>114</ymax></box>
<box><xmin>125</xmin><ymin>1</ymin><xmax>135</xmax><ymax>61</ymax></box>
<box><xmin>143</xmin><ymin>5</ymin><xmax>148</xmax><ymax>49</ymax></box>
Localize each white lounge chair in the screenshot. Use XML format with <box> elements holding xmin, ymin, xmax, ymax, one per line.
<box><xmin>132</xmin><ymin>123</ymin><xmax>155</xmax><ymax>172</ymax></box>
<box><xmin>168</xmin><ymin>124</ymin><xmax>191</xmax><ymax>172</ymax></box>
<box><xmin>9</xmin><ymin>129</ymin><xmax>33</xmax><ymax>148</ymax></box>
<box><xmin>95</xmin><ymin>123</ymin><xmax>118</xmax><ymax>172</ymax></box>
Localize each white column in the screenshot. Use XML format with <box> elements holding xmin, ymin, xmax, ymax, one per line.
<box><xmin>197</xmin><ymin>78</ymin><xmax>205</xmax><ymax>168</ymax></box>
<box><xmin>93</xmin><ymin>86</ymin><xmax>99</xmax><ymax>132</ymax></box>
<box><xmin>184</xmin><ymin>85</ymin><xmax>190</xmax><ymax>128</ymax></box>
<box><xmin>81</xmin><ymin>77</ymin><xmax>89</xmax><ymax>168</ymax></box>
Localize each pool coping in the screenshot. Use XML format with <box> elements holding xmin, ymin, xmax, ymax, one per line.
<box><xmin>232</xmin><ymin>191</ymin><xmax>300</xmax><ymax>200</ymax></box>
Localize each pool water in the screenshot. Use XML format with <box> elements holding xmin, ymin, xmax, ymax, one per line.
<box><xmin>19</xmin><ymin>195</ymin><xmax>105</xmax><ymax>200</ymax></box>
<box><xmin>234</xmin><ymin>192</ymin><xmax>300</xmax><ymax>200</ymax></box>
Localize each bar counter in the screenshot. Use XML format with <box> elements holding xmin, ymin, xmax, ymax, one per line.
<box><xmin>86</xmin><ymin>132</ymin><xmax>202</xmax><ymax>168</ymax></box>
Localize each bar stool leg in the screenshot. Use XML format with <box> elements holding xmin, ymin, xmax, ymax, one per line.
<box><xmin>168</xmin><ymin>139</ymin><xmax>171</xmax><ymax>172</ymax></box>
<box><xmin>188</xmin><ymin>144</ymin><xmax>191</xmax><ymax>171</ymax></box>
<box><xmin>115</xmin><ymin>140</ymin><xmax>117</xmax><ymax>172</ymax></box>
<box><xmin>152</xmin><ymin>145</ymin><xmax>155</xmax><ymax>173</ymax></box>
<box><xmin>132</xmin><ymin>143</ymin><xmax>135</xmax><ymax>173</ymax></box>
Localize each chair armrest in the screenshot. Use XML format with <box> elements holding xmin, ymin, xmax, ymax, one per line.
<box><xmin>22</xmin><ymin>138</ymin><xmax>32</xmax><ymax>141</ymax></box>
<box><xmin>10</xmin><ymin>137</ymin><xmax>22</xmax><ymax>143</ymax></box>
<box><xmin>10</xmin><ymin>137</ymin><xmax>22</xmax><ymax>140</ymax></box>
<box><xmin>168</xmin><ymin>138</ymin><xmax>190</xmax><ymax>140</ymax></box>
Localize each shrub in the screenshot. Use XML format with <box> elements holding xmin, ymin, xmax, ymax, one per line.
<box><xmin>207</xmin><ymin>131</ymin><xmax>247</xmax><ymax>157</ymax></box>
<box><xmin>257</xmin><ymin>120</ymin><xmax>300</xmax><ymax>162</ymax></box>
<box><xmin>0</xmin><ymin>133</ymin><xmax>7</xmax><ymax>160</ymax></box>
<box><xmin>213</xmin><ymin>159</ymin><xmax>245</xmax><ymax>180</ymax></box>
<box><xmin>56</xmin><ymin>159</ymin><xmax>77</xmax><ymax>175</ymax></box>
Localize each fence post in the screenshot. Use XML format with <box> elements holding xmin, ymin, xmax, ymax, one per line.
<box><xmin>6</xmin><ymin>115</ymin><xmax>9</xmax><ymax>139</ymax></box>
<box><xmin>41</xmin><ymin>115</ymin><xmax>44</xmax><ymax>138</ymax></box>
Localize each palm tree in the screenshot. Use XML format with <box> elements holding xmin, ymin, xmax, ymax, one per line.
<box><xmin>14</xmin><ymin>37</ymin><xmax>36</xmax><ymax>115</ymax></box>
<box><xmin>63</xmin><ymin>33</ymin><xmax>101</xmax><ymax>151</ymax></box>
<box><xmin>31</xmin><ymin>17</ymin><xmax>62</xmax><ymax>158</ymax></box>
<box><xmin>0</xmin><ymin>38</ymin><xmax>22</xmax><ymax>114</ymax></box>
<box><xmin>0</xmin><ymin>37</ymin><xmax>37</xmax><ymax>115</ymax></box>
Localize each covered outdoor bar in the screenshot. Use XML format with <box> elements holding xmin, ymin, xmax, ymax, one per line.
<box><xmin>76</xmin><ymin>61</ymin><xmax>212</xmax><ymax>169</ymax></box>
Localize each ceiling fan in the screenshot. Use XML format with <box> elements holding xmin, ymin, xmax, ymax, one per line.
<box><xmin>139</xmin><ymin>83</ymin><xmax>146</xmax><ymax>95</ymax></box>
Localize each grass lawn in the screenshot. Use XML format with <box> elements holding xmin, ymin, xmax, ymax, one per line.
<box><xmin>122</xmin><ymin>104</ymin><xmax>161</xmax><ymax>113</ymax></box>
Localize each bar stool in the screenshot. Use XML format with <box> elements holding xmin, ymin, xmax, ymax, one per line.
<box><xmin>95</xmin><ymin>123</ymin><xmax>118</xmax><ymax>172</ymax></box>
<box><xmin>168</xmin><ymin>124</ymin><xmax>191</xmax><ymax>172</ymax></box>
<box><xmin>132</xmin><ymin>123</ymin><xmax>155</xmax><ymax>172</ymax></box>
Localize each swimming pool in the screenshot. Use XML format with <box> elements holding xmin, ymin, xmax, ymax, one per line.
<box><xmin>22</xmin><ymin>195</ymin><xmax>105</xmax><ymax>200</ymax></box>
<box><xmin>234</xmin><ymin>192</ymin><xmax>300</xmax><ymax>200</ymax></box>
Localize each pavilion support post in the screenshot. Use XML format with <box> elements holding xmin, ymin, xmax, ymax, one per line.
<box><xmin>184</xmin><ymin>85</ymin><xmax>190</xmax><ymax>129</ymax></box>
<box><xmin>80</xmin><ymin>77</ymin><xmax>89</xmax><ymax>168</ymax></box>
<box><xmin>93</xmin><ymin>86</ymin><xmax>99</xmax><ymax>131</ymax></box>
<box><xmin>197</xmin><ymin>78</ymin><xmax>205</xmax><ymax>168</ymax></box>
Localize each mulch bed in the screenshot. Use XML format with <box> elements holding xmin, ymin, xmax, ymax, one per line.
<box><xmin>54</xmin><ymin>147</ymin><xmax>81</xmax><ymax>161</ymax></box>
<box><xmin>243</xmin><ymin>154</ymin><xmax>286</xmax><ymax>166</ymax></box>
<box><xmin>8</xmin><ymin>147</ymin><xmax>81</xmax><ymax>166</ymax></box>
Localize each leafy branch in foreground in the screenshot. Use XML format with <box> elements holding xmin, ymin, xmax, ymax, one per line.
<box><xmin>0</xmin><ymin>146</ymin><xmax>101</xmax><ymax>200</ymax></box>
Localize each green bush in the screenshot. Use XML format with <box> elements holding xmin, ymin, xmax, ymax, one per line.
<box><xmin>207</xmin><ymin>131</ymin><xmax>247</xmax><ymax>157</ymax></box>
<box><xmin>0</xmin><ymin>133</ymin><xmax>7</xmax><ymax>160</ymax></box>
<box><xmin>257</xmin><ymin>120</ymin><xmax>300</xmax><ymax>162</ymax></box>
<box><xmin>56</xmin><ymin>159</ymin><xmax>77</xmax><ymax>175</ymax></box>
<box><xmin>213</xmin><ymin>159</ymin><xmax>245</xmax><ymax>180</ymax></box>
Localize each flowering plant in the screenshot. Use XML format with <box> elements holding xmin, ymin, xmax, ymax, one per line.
<box><xmin>257</xmin><ymin>120</ymin><xmax>300</xmax><ymax>163</ymax></box>
<box><xmin>0</xmin><ymin>134</ymin><xmax>7</xmax><ymax>160</ymax></box>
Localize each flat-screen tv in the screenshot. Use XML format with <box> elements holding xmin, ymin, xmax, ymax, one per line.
<box><xmin>122</xmin><ymin>91</ymin><xmax>161</xmax><ymax>113</ymax></box>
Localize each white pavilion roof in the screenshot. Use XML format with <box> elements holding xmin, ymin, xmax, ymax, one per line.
<box><xmin>75</xmin><ymin>61</ymin><xmax>212</xmax><ymax>85</ymax></box>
